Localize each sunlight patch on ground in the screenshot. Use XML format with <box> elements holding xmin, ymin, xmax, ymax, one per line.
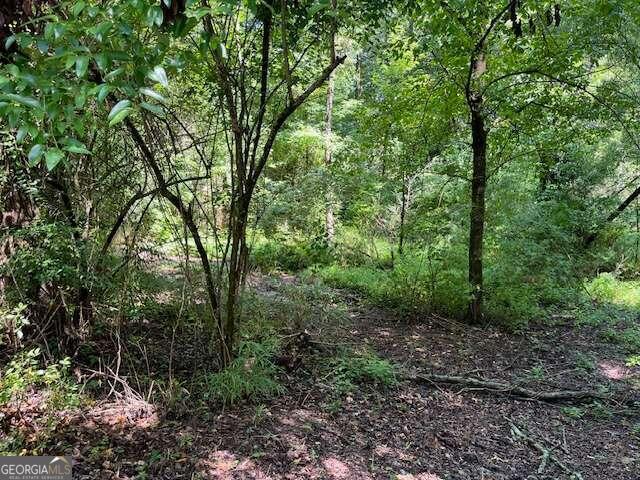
<box><xmin>374</xmin><ymin>444</ymin><xmax>415</xmax><ymax>461</ymax></box>
<box><xmin>598</xmin><ymin>360</ymin><xmax>632</xmax><ymax>380</ymax></box>
<box><xmin>396</xmin><ymin>474</ymin><xmax>443</xmax><ymax>480</ymax></box>
<box><xmin>197</xmin><ymin>450</ymin><xmax>271</xmax><ymax>479</ymax></box>
<box><xmin>79</xmin><ymin>398</ymin><xmax>158</xmax><ymax>431</ymax></box>
<box><xmin>196</xmin><ymin>450</ymin><xmax>377</xmax><ymax>479</ymax></box>
<box><xmin>321</xmin><ymin>456</ymin><xmax>372</xmax><ymax>480</ymax></box>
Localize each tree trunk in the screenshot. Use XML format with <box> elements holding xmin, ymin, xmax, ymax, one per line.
<box><xmin>324</xmin><ymin>0</ymin><xmax>337</xmax><ymax>245</ymax></box>
<box><xmin>399</xmin><ymin>173</ymin><xmax>407</xmax><ymax>255</ymax></box>
<box><xmin>466</xmin><ymin>94</ymin><xmax>487</xmax><ymax>324</ymax></box>
<box><xmin>224</xmin><ymin>194</ymin><xmax>250</xmax><ymax>367</ymax></box>
<box><xmin>324</xmin><ymin>70</ymin><xmax>335</xmax><ymax>244</ymax></box>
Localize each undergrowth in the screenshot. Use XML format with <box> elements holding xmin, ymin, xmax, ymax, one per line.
<box><xmin>327</xmin><ymin>349</ymin><xmax>397</xmax><ymax>396</ymax></box>
<box><xmin>198</xmin><ymin>340</ymin><xmax>284</xmax><ymax>407</ymax></box>
<box><xmin>0</xmin><ymin>348</ymin><xmax>80</xmax><ymax>455</ymax></box>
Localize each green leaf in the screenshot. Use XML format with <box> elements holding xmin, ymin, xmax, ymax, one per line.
<box><xmin>75</xmin><ymin>56</ymin><xmax>89</xmax><ymax>78</ymax></box>
<box><xmin>16</xmin><ymin>127</ymin><xmax>28</xmax><ymax>143</ymax></box>
<box><xmin>36</xmin><ymin>40</ymin><xmax>49</xmax><ymax>54</ymax></box>
<box><xmin>104</xmin><ymin>67</ymin><xmax>124</xmax><ymax>82</ymax></box>
<box><xmin>108</xmin><ymin>99</ymin><xmax>133</xmax><ymax>126</ymax></box>
<box><xmin>53</xmin><ymin>24</ymin><xmax>66</xmax><ymax>40</ymax></box>
<box><xmin>94</xmin><ymin>53</ymin><xmax>110</xmax><ymax>71</ymax></box>
<box><xmin>2</xmin><ymin>94</ymin><xmax>40</xmax><ymax>109</ymax></box>
<box><xmin>141</xmin><ymin>102</ymin><xmax>165</xmax><ymax>117</ymax></box>
<box><xmin>163</xmin><ymin>0</ymin><xmax>172</xmax><ymax>6</ymax></box>
<box><xmin>63</xmin><ymin>139</ymin><xmax>91</xmax><ymax>155</ymax></box>
<box><xmin>139</xmin><ymin>87</ymin><xmax>166</xmax><ymax>104</ymax></box>
<box><xmin>188</xmin><ymin>7</ymin><xmax>212</xmax><ymax>20</ymax></box>
<box><xmin>146</xmin><ymin>6</ymin><xmax>164</xmax><ymax>27</ymax></box>
<box><xmin>72</xmin><ymin>1</ymin><xmax>86</xmax><ymax>17</ymax></box>
<box><xmin>97</xmin><ymin>84</ymin><xmax>110</xmax><ymax>103</ymax></box>
<box><xmin>28</xmin><ymin>144</ymin><xmax>44</xmax><ymax>166</ymax></box>
<box><xmin>4</xmin><ymin>35</ymin><xmax>16</xmax><ymax>50</ymax></box>
<box><xmin>308</xmin><ymin>0</ymin><xmax>330</xmax><ymax>17</ymax></box>
<box><xmin>148</xmin><ymin>66</ymin><xmax>168</xmax><ymax>87</ymax></box>
<box><xmin>45</xmin><ymin>149</ymin><xmax>64</xmax><ymax>171</ymax></box>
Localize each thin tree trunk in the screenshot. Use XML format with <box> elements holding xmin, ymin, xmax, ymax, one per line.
<box><xmin>355</xmin><ymin>53</ymin><xmax>363</xmax><ymax>99</ymax></box>
<box><xmin>466</xmin><ymin>94</ymin><xmax>487</xmax><ymax>324</ymax></box>
<box><xmin>399</xmin><ymin>173</ymin><xmax>407</xmax><ymax>255</ymax></box>
<box><xmin>125</xmin><ymin>119</ymin><xmax>221</xmax><ymax>340</ymax></box>
<box><xmin>324</xmin><ymin>0</ymin><xmax>337</xmax><ymax>245</ymax></box>
<box><xmin>224</xmin><ymin>194</ymin><xmax>250</xmax><ymax>366</ymax></box>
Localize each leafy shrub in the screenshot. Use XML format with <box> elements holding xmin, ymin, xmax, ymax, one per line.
<box><xmin>0</xmin><ymin>349</ymin><xmax>79</xmax><ymax>455</ymax></box>
<box><xmin>586</xmin><ymin>273</ymin><xmax>640</xmax><ymax>309</ymax></box>
<box><xmin>3</xmin><ymin>221</ymin><xmax>82</xmax><ymax>296</ymax></box>
<box><xmin>0</xmin><ymin>303</ymin><xmax>29</xmax><ymax>350</ymax></box>
<box><xmin>317</xmin><ymin>251</ymin><xmax>468</xmax><ymax>319</ymax></box>
<box><xmin>199</xmin><ymin>340</ymin><xmax>283</xmax><ymax>406</ymax></box>
<box><xmin>252</xmin><ymin>237</ymin><xmax>334</xmax><ymax>272</ymax></box>
<box><xmin>329</xmin><ymin>349</ymin><xmax>397</xmax><ymax>394</ymax></box>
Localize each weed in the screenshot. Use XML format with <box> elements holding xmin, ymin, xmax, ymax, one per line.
<box><xmin>0</xmin><ymin>348</ymin><xmax>80</xmax><ymax>455</ymax></box>
<box><xmin>199</xmin><ymin>340</ymin><xmax>284</xmax><ymax>406</ymax></box>
<box><xmin>575</xmin><ymin>352</ymin><xmax>596</xmax><ymax>372</ymax></box>
<box><xmin>626</xmin><ymin>355</ymin><xmax>640</xmax><ymax>367</ymax></box>
<box><xmin>562</xmin><ymin>406</ymin><xmax>585</xmax><ymax>419</ymax></box>
<box><xmin>528</xmin><ymin>365</ymin><xmax>546</xmax><ymax>380</ymax></box>
<box><xmin>589</xmin><ymin>401</ymin><xmax>613</xmax><ymax>419</ymax></box>
<box><xmin>252</xmin><ymin>404</ymin><xmax>269</xmax><ymax>426</ymax></box>
<box><xmin>328</xmin><ymin>349</ymin><xmax>397</xmax><ymax>395</ymax></box>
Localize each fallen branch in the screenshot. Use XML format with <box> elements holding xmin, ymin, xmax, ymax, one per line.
<box><xmin>507</xmin><ymin>418</ymin><xmax>583</xmax><ymax>480</ymax></box>
<box><xmin>406</xmin><ymin>372</ymin><xmax>605</xmax><ymax>403</ymax></box>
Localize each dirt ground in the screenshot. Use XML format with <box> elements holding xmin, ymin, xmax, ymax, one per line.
<box><xmin>33</xmin><ymin>279</ymin><xmax>640</xmax><ymax>479</ymax></box>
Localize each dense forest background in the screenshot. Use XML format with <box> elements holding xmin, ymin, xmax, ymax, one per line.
<box><xmin>1</xmin><ymin>0</ymin><xmax>640</xmax><ymax>478</ymax></box>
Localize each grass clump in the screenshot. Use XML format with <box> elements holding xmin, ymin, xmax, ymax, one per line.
<box><xmin>585</xmin><ymin>273</ymin><xmax>640</xmax><ymax>309</ymax></box>
<box><xmin>198</xmin><ymin>340</ymin><xmax>284</xmax><ymax>407</ymax></box>
<box><xmin>328</xmin><ymin>349</ymin><xmax>397</xmax><ymax>395</ymax></box>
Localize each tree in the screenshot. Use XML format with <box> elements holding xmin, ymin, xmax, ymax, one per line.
<box><xmin>413</xmin><ymin>0</ymin><xmax>577</xmax><ymax>323</ymax></box>
<box><xmin>0</xmin><ymin>0</ymin><xmax>345</xmax><ymax>364</ymax></box>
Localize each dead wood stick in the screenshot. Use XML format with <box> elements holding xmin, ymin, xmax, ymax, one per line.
<box><xmin>507</xmin><ymin>418</ymin><xmax>583</xmax><ymax>480</ymax></box>
<box><xmin>406</xmin><ymin>372</ymin><xmax>605</xmax><ymax>403</ymax></box>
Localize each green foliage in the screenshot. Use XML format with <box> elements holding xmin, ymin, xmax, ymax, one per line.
<box><xmin>328</xmin><ymin>349</ymin><xmax>397</xmax><ymax>395</ymax></box>
<box><xmin>198</xmin><ymin>340</ymin><xmax>284</xmax><ymax>407</ymax></box>
<box><xmin>318</xmin><ymin>252</ymin><xmax>468</xmax><ymax>319</ymax></box>
<box><xmin>586</xmin><ymin>273</ymin><xmax>640</xmax><ymax>309</ymax></box>
<box><xmin>3</xmin><ymin>221</ymin><xmax>82</xmax><ymax>291</ymax></box>
<box><xmin>0</xmin><ymin>303</ymin><xmax>29</xmax><ymax>349</ymax></box>
<box><xmin>252</xmin><ymin>236</ymin><xmax>334</xmax><ymax>272</ymax></box>
<box><xmin>0</xmin><ymin>349</ymin><xmax>79</xmax><ymax>455</ymax></box>
<box><xmin>575</xmin><ymin>352</ymin><xmax>596</xmax><ymax>372</ymax></box>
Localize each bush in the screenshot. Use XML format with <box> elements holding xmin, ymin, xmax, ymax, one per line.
<box><xmin>586</xmin><ymin>273</ymin><xmax>640</xmax><ymax>309</ymax></box>
<box><xmin>0</xmin><ymin>349</ymin><xmax>79</xmax><ymax>455</ymax></box>
<box><xmin>0</xmin><ymin>303</ymin><xmax>29</xmax><ymax>350</ymax></box>
<box><xmin>329</xmin><ymin>349</ymin><xmax>397</xmax><ymax>394</ymax></box>
<box><xmin>252</xmin><ymin>237</ymin><xmax>334</xmax><ymax>272</ymax></box>
<box><xmin>316</xmin><ymin>251</ymin><xmax>468</xmax><ymax>319</ymax></box>
<box><xmin>198</xmin><ymin>340</ymin><xmax>283</xmax><ymax>407</ymax></box>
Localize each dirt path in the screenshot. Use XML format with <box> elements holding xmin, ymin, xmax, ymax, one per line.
<box><xmin>62</xmin><ymin>281</ymin><xmax>639</xmax><ymax>479</ymax></box>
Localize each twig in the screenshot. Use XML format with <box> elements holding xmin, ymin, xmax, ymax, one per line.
<box><xmin>507</xmin><ymin>417</ymin><xmax>583</xmax><ymax>480</ymax></box>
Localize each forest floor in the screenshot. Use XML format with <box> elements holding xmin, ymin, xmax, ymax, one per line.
<box><xmin>9</xmin><ymin>273</ymin><xmax>640</xmax><ymax>479</ymax></box>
